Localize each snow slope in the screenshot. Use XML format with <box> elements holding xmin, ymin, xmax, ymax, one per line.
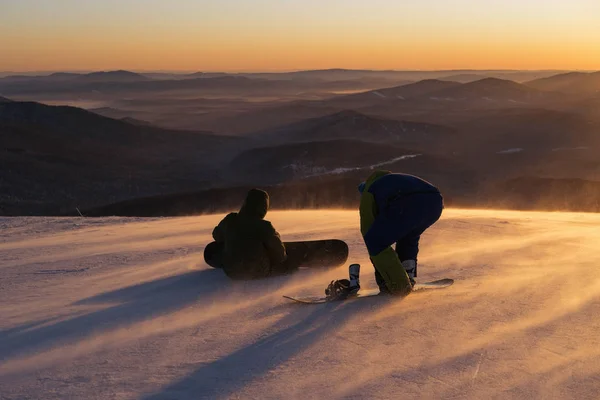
<box><xmin>2</xmin><ymin>210</ymin><xmax>600</xmax><ymax>399</ymax></box>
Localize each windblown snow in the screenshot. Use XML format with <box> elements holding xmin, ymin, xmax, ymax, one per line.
<box><xmin>2</xmin><ymin>209</ymin><xmax>600</xmax><ymax>399</ymax></box>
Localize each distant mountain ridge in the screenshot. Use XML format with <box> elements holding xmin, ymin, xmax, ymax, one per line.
<box><xmin>227</xmin><ymin>139</ymin><xmax>422</xmax><ymax>184</ymax></box>
<box><xmin>0</xmin><ymin>100</ymin><xmax>247</xmax><ymax>215</ymax></box>
<box><xmin>0</xmin><ymin>70</ymin><xmax>148</xmax><ymax>83</ymax></box>
<box><xmin>253</xmin><ymin>110</ymin><xmax>455</xmax><ymax>150</ymax></box>
<box><xmin>74</xmin><ymin>70</ymin><xmax>149</xmax><ymax>82</ymax></box>
<box><xmin>334</xmin><ymin>79</ymin><xmax>461</xmax><ymax>104</ymax></box>
<box><xmin>0</xmin><ymin>74</ymin><xmax>310</xmax><ymax>96</ymax></box>
<box><xmin>1</xmin><ymin>101</ymin><xmax>148</xmax><ymax>136</ymax></box>
<box><xmin>2</xmin><ymin>67</ymin><xmax>600</xmax><ymax>217</ymax></box>
<box><xmin>423</xmin><ymin>77</ymin><xmax>552</xmax><ymax>102</ymax></box>
<box><xmin>326</xmin><ymin>77</ymin><xmax>560</xmax><ymax>110</ymax></box>
<box><xmin>0</xmin><ymin>70</ymin><xmax>590</xmax><ymax>101</ymax></box>
<box><xmin>527</xmin><ymin>71</ymin><xmax>600</xmax><ymax>94</ymax></box>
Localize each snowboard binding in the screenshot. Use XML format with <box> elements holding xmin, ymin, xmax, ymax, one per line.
<box><xmin>324</xmin><ymin>264</ymin><xmax>361</xmax><ymax>301</ymax></box>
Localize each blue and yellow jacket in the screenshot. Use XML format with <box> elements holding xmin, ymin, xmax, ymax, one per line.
<box><xmin>359</xmin><ymin>170</ymin><xmax>439</xmax><ymax>237</ymax></box>
<box><xmin>358</xmin><ymin>170</ymin><xmax>439</xmax><ymax>294</ymax></box>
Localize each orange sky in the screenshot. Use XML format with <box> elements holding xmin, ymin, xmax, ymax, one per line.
<box><xmin>1</xmin><ymin>0</ymin><xmax>599</xmax><ymax>72</ymax></box>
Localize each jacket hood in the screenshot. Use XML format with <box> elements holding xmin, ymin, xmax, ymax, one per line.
<box><xmin>362</xmin><ymin>170</ymin><xmax>391</xmax><ymax>193</ymax></box>
<box><xmin>239</xmin><ymin>189</ymin><xmax>269</xmax><ymax>219</ymax></box>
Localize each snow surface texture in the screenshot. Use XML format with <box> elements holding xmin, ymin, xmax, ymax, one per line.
<box><xmin>2</xmin><ymin>210</ymin><xmax>600</xmax><ymax>399</ymax></box>
<box><xmin>497</xmin><ymin>148</ymin><xmax>524</xmax><ymax>154</ymax></box>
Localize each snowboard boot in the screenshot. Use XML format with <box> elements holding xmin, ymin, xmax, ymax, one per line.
<box><xmin>402</xmin><ymin>260</ymin><xmax>417</xmax><ymax>287</ymax></box>
<box><xmin>374</xmin><ymin>269</ymin><xmax>390</xmax><ymax>295</ymax></box>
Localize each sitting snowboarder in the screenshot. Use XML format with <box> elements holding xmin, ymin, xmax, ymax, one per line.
<box><xmin>327</xmin><ymin>170</ymin><xmax>444</xmax><ymax>298</ymax></box>
<box><xmin>205</xmin><ymin>189</ymin><xmax>291</xmax><ymax>280</ymax></box>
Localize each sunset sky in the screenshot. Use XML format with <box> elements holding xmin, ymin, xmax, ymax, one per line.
<box><xmin>1</xmin><ymin>0</ymin><xmax>599</xmax><ymax>72</ymax></box>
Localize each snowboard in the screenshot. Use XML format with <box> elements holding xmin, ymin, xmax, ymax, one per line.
<box><xmin>283</xmin><ymin>278</ymin><xmax>454</xmax><ymax>304</ymax></box>
<box><xmin>204</xmin><ymin>239</ymin><xmax>349</xmax><ymax>270</ymax></box>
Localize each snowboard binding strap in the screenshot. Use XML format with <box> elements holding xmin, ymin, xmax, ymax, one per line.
<box><xmin>324</xmin><ymin>264</ymin><xmax>361</xmax><ymax>301</ymax></box>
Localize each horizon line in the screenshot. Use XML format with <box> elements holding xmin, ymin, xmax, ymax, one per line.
<box><xmin>1</xmin><ymin>67</ymin><xmax>596</xmax><ymax>76</ymax></box>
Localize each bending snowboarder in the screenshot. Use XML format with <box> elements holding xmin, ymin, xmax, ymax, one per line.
<box><xmin>327</xmin><ymin>170</ymin><xmax>443</xmax><ymax>298</ymax></box>
<box><xmin>205</xmin><ymin>189</ymin><xmax>290</xmax><ymax>280</ymax></box>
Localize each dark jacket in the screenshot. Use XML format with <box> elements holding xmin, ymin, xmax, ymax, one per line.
<box><xmin>212</xmin><ymin>189</ymin><xmax>287</xmax><ymax>279</ymax></box>
<box><xmin>360</xmin><ymin>171</ymin><xmax>440</xmax><ymax>236</ymax></box>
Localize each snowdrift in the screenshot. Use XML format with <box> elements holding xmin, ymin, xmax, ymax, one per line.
<box><xmin>1</xmin><ymin>209</ymin><xmax>600</xmax><ymax>399</ymax></box>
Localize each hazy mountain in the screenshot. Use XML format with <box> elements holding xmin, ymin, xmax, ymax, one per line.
<box><xmin>0</xmin><ymin>71</ymin><xmax>154</xmax><ymax>97</ymax></box>
<box><xmin>322</xmin><ymin>78</ymin><xmax>559</xmax><ymax>112</ymax></box>
<box><xmin>74</xmin><ymin>70</ymin><xmax>149</xmax><ymax>82</ymax></box>
<box><xmin>139</xmin><ymin>72</ymin><xmax>180</xmax><ymax>80</ymax></box>
<box><xmin>48</xmin><ymin>72</ymin><xmax>82</xmax><ymax>79</ymax></box>
<box><xmin>253</xmin><ymin>110</ymin><xmax>455</xmax><ymax>150</ymax></box>
<box><xmin>449</xmin><ymin>108</ymin><xmax>598</xmax><ymax>153</ymax></box>
<box><xmin>0</xmin><ymin>73</ymin><xmax>408</xmax><ymax>100</ymax></box>
<box><xmin>197</xmin><ymin>101</ymin><xmax>342</xmax><ymax>135</ymax></box>
<box><xmin>4</xmin><ymin>67</ymin><xmax>599</xmax><ymax>216</ymax></box>
<box><xmin>0</xmin><ymin>75</ymin><xmax>299</xmax><ymax>96</ymax></box>
<box><xmin>227</xmin><ymin>139</ymin><xmax>421</xmax><ymax>184</ymax></box>
<box><xmin>0</xmin><ymin>96</ymin><xmax>12</xmax><ymax>103</ymax></box>
<box><xmin>0</xmin><ymin>68</ymin><xmax>573</xmax><ymax>83</ymax></box>
<box><xmin>129</xmin><ymin>69</ymin><xmax>407</xmax><ymax>82</ymax></box>
<box><xmin>0</xmin><ymin>71</ymin><xmax>65</xmax><ymax>78</ymax></box>
<box><xmin>330</xmin><ymin>79</ymin><xmax>461</xmax><ymax>106</ymax></box>
<box><xmin>133</xmin><ymin>74</ymin><xmax>593</xmax><ymax>138</ymax></box>
<box><xmin>423</xmin><ymin>78</ymin><xmax>553</xmax><ymax>103</ymax></box>
<box><xmin>83</xmin><ymin>149</ymin><xmax>477</xmax><ymax>217</ymax></box>
<box><xmin>120</xmin><ymin>116</ymin><xmax>153</xmax><ymax>126</ymax></box>
<box><xmin>560</xmin><ymin>95</ymin><xmax>600</xmax><ymax>121</ymax></box>
<box><xmin>438</xmin><ymin>74</ymin><xmax>487</xmax><ymax>83</ymax></box>
<box><xmin>0</xmin><ymin>72</ymin><xmax>81</xmax><ymax>83</ymax></box>
<box><xmin>183</xmin><ymin>71</ymin><xmax>230</xmax><ymax>79</ymax></box>
<box><xmin>0</xmin><ymin>70</ymin><xmax>147</xmax><ymax>84</ymax></box>
<box><xmin>228</xmin><ymin>69</ymin><xmax>412</xmax><ymax>82</ymax></box>
<box><xmin>0</xmin><ymin>101</ymin><xmax>245</xmax><ymax>162</ymax></box>
<box><xmin>193</xmin><ymin>77</ymin><xmax>560</xmax><ymax>135</ymax></box>
<box><xmin>527</xmin><ymin>71</ymin><xmax>600</xmax><ymax>94</ymax></box>
<box><xmin>89</xmin><ymin>107</ymin><xmax>137</xmax><ymax>119</ymax></box>
<box><xmin>0</xmin><ymin>101</ymin><xmax>247</xmax><ymax>215</ymax></box>
<box><xmin>134</xmin><ymin>71</ymin><xmax>230</xmax><ymax>80</ymax></box>
<box><xmin>190</xmin><ymin>78</ymin><xmax>561</xmax><ymax>135</ymax></box>
<box><xmin>478</xmin><ymin>70</ymin><xmax>571</xmax><ymax>82</ymax></box>
<box><xmin>221</xmin><ymin>69</ymin><xmax>571</xmax><ymax>83</ymax></box>
<box><xmin>1</xmin><ymin>101</ymin><xmax>151</xmax><ymax>139</ymax></box>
